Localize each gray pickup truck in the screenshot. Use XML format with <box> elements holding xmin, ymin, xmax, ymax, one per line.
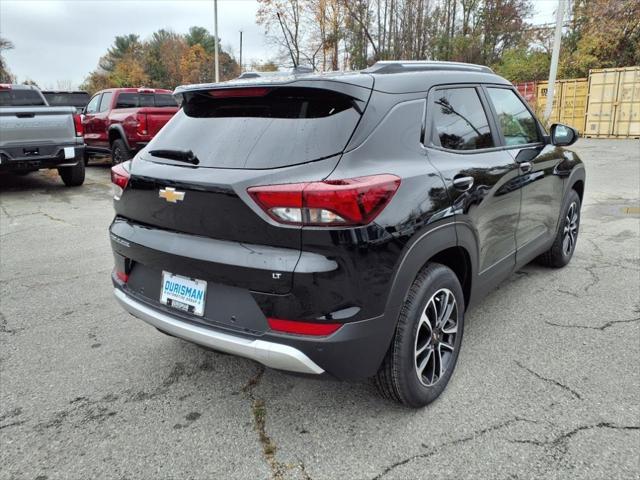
<box><xmin>0</xmin><ymin>84</ymin><xmax>85</xmax><ymax>186</ymax></box>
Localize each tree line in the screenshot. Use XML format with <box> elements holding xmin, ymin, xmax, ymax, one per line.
<box><xmin>79</xmin><ymin>27</ymin><xmax>240</xmax><ymax>93</ymax></box>
<box><xmin>1</xmin><ymin>0</ymin><xmax>638</xmax><ymax>89</ymax></box>
<box><xmin>257</xmin><ymin>0</ymin><xmax>640</xmax><ymax>81</ymax></box>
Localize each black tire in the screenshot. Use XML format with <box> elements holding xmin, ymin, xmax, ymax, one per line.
<box><xmin>374</xmin><ymin>263</ymin><xmax>465</xmax><ymax>408</ymax></box>
<box><xmin>58</xmin><ymin>161</ymin><xmax>85</xmax><ymax>187</ymax></box>
<box><xmin>111</xmin><ymin>138</ymin><xmax>131</xmax><ymax>165</ymax></box>
<box><xmin>83</xmin><ymin>151</ymin><xmax>91</xmax><ymax>165</ymax></box>
<box><xmin>537</xmin><ymin>189</ymin><xmax>581</xmax><ymax>268</ymax></box>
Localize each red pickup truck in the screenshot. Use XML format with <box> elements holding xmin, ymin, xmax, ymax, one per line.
<box><xmin>82</xmin><ymin>88</ymin><xmax>179</xmax><ymax>165</ymax></box>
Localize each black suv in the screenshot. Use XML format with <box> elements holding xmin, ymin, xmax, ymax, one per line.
<box><xmin>109</xmin><ymin>61</ymin><xmax>585</xmax><ymax>407</ymax></box>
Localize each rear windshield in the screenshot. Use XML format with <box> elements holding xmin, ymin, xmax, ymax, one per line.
<box><xmin>0</xmin><ymin>89</ymin><xmax>46</xmax><ymax>107</ymax></box>
<box><xmin>114</xmin><ymin>92</ymin><xmax>177</xmax><ymax>109</ymax></box>
<box><xmin>145</xmin><ymin>87</ymin><xmax>361</xmax><ymax>169</ymax></box>
<box><xmin>42</xmin><ymin>92</ymin><xmax>90</xmax><ymax>108</ymax></box>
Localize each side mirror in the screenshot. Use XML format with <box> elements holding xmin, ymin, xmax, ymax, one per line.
<box><xmin>550</xmin><ymin>123</ymin><xmax>578</xmax><ymax>147</ymax></box>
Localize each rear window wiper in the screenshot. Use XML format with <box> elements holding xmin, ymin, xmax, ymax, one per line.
<box><xmin>149</xmin><ymin>149</ymin><xmax>200</xmax><ymax>165</ymax></box>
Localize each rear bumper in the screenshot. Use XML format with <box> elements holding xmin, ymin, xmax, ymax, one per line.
<box><xmin>0</xmin><ymin>145</ymin><xmax>84</xmax><ymax>172</ymax></box>
<box><xmin>113</xmin><ymin>279</ymin><xmax>394</xmax><ymax>379</ymax></box>
<box><xmin>114</xmin><ymin>288</ymin><xmax>324</xmax><ymax>375</ymax></box>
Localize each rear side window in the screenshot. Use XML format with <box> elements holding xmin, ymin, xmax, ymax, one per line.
<box><xmin>146</xmin><ymin>87</ymin><xmax>362</xmax><ymax>169</ymax></box>
<box><xmin>0</xmin><ymin>88</ymin><xmax>46</xmax><ymax>106</ymax></box>
<box><xmin>114</xmin><ymin>92</ymin><xmax>177</xmax><ymax>109</ymax></box>
<box><xmin>431</xmin><ymin>88</ymin><xmax>494</xmax><ymax>150</ymax></box>
<box><xmin>486</xmin><ymin>88</ymin><xmax>541</xmax><ymax>145</ymax></box>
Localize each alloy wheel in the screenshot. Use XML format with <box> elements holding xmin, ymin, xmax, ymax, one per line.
<box><xmin>112</xmin><ymin>147</ymin><xmax>123</xmax><ymax>165</ymax></box>
<box><xmin>414</xmin><ymin>288</ymin><xmax>458</xmax><ymax>387</ymax></box>
<box><xmin>563</xmin><ymin>201</ymin><xmax>579</xmax><ymax>256</ymax></box>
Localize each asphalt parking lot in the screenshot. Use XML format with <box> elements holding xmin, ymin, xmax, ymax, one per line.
<box><xmin>1</xmin><ymin>139</ymin><xmax>639</xmax><ymax>480</ymax></box>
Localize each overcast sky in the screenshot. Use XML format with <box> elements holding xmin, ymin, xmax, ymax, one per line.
<box><xmin>0</xmin><ymin>0</ymin><xmax>557</xmax><ymax>89</ymax></box>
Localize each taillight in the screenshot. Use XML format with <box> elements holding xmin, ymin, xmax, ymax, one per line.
<box><xmin>267</xmin><ymin>318</ymin><xmax>342</xmax><ymax>336</ymax></box>
<box><xmin>247</xmin><ymin>174</ymin><xmax>401</xmax><ymax>226</ymax></box>
<box><xmin>136</xmin><ymin>113</ymin><xmax>148</xmax><ymax>135</ymax></box>
<box><xmin>111</xmin><ymin>162</ymin><xmax>130</xmax><ymax>200</ymax></box>
<box><xmin>73</xmin><ymin>114</ymin><xmax>83</xmax><ymax>137</ymax></box>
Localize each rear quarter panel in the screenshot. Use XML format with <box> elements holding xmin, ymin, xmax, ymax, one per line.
<box><xmin>294</xmin><ymin>97</ymin><xmax>454</xmax><ymax>324</ymax></box>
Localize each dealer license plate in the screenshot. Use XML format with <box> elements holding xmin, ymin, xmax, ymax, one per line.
<box><xmin>160</xmin><ymin>271</ymin><xmax>207</xmax><ymax>317</ymax></box>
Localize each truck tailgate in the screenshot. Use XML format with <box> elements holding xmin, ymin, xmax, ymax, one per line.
<box><xmin>137</xmin><ymin>107</ymin><xmax>179</xmax><ymax>137</ymax></box>
<box><xmin>0</xmin><ymin>106</ymin><xmax>76</xmax><ymax>145</ymax></box>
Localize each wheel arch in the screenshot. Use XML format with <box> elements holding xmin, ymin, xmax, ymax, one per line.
<box><xmin>571</xmin><ymin>179</ymin><xmax>585</xmax><ymax>202</ymax></box>
<box><xmin>108</xmin><ymin>125</ymin><xmax>131</xmax><ymax>150</ymax></box>
<box><xmin>566</xmin><ymin>163</ymin><xmax>586</xmax><ymax>203</ymax></box>
<box><xmin>385</xmin><ymin>221</ymin><xmax>477</xmax><ymax>325</ymax></box>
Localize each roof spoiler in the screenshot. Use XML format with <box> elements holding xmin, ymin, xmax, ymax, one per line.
<box><xmin>173</xmin><ymin>71</ymin><xmax>374</xmax><ymax>106</ymax></box>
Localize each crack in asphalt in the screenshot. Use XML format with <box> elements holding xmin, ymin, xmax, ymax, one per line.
<box><xmin>40</xmin><ymin>211</ymin><xmax>75</xmax><ymax>226</ymax></box>
<box><xmin>514</xmin><ymin>360</ymin><xmax>582</xmax><ymax>400</ymax></box>
<box><xmin>545</xmin><ymin>316</ymin><xmax>640</xmax><ymax>331</ymax></box>
<box><xmin>371</xmin><ymin>417</ymin><xmax>539</xmax><ymax>479</ymax></box>
<box><xmin>582</xmin><ymin>264</ymin><xmax>601</xmax><ymax>293</ymax></box>
<box><xmin>242</xmin><ymin>365</ymin><xmax>312</xmax><ymax>480</ymax></box>
<box><xmin>557</xmin><ymin>288</ymin><xmax>581</xmax><ymax>299</ymax></box>
<box><xmin>508</xmin><ymin>422</ymin><xmax>640</xmax><ymax>471</ymax></box>
<box><xmin>0</xmin><ymin>407</ymin><xmax>24</xmax><ymax>429</ymax></box>
<box><xmin>510</xmin><ymin>422</ymin><xmax>640</xmax><ymax>448</ymax></box>
<box><xmin>0</xmin><ymin>420</ymin><xmax>26</xmax><ymax>430</ymax></box>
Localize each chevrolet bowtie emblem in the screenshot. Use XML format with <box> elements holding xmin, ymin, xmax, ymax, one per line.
<box><xmin>159</xmin><ymin>187</ymin><xmax>185</xmax><ymax>203</ymax></box>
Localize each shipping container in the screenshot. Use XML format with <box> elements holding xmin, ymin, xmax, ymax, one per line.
<box><xmin>585</xmin><ymin>66</ymin><xmax>640</xmax><ymax>138</ymax></box>
<box><xmin>535</xmin><ymin>81</ymin><xmax>562</xmax><ymax>124</ymax></box>
<box><xmin>514</xmin><ymin>81</ymin><xmax>537</xmax><ymax>109</ymax></box>
<box><xmin>558</xmin><ymin>78</ymin><xmax>588</xmax><ymax>134</ymax></box>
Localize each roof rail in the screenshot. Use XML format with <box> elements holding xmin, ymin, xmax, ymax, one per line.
<box><xmin>364</xmin><ymin>61</ymin><xmax>494</xmax><ymax>75</ymax></box>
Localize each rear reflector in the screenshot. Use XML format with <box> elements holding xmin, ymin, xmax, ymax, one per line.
<box><xmin>208</xmin><ymin>87</ymin><xmax>270</xmax><ymax>98</ymax></box>
<box><xmin>111</xmin><ymin>162</ymin><xmax>130</xmax><ymax>199</ymax></box>
<box><xmin>267</xmin><ymin>318</ymin><xmax>342</xmax><ymax>336</ymax></box>
<box><xmin>248</xmin><ymin>174</ymin><xmax>401</xmax><ymax>226</ymax></box>
<box><xmin>115</xmin><ymin>270</ymin><xmax>129</xmax><ymax>283</ymax></box>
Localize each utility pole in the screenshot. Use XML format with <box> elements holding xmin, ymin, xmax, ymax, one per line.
<box><xmin>239</xmin><ymin>30</ymin><xmax>243</xmax><ymax>73</ymax></box>
<box><xmin>214</xmin><ymin>0</ymin><xmax>219</xmax><ymax>82</ymax></box>
<box><xmin>544</xmin><ymin>0</ymin><xmax>566</xmax><ymax>123</ymax></box>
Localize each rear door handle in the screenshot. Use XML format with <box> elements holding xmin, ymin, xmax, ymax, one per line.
<box><xmin>452</xmin><ymin>176</ymin><xmax>474</xmax><ymax>191</ymax></box>
<box><xmin>519</xmin><ymin>162</ymin><xmax>533</xmax><ymax>174</ymax></box>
